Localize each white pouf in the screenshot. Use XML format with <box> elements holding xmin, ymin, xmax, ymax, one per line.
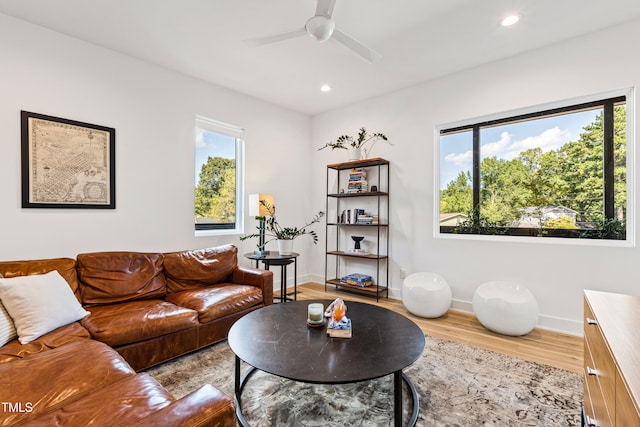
<box><xmin>472</xmin><ymin>281</ymin><xmax>539</xmax><ymax>336</ymax></box>
<box><xmin>402</xmin><ymin>272</ymin><xmax>452</xmax><ymax>318</ymax></box>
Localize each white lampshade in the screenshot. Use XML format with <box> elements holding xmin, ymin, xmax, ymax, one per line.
<box><xmin>249</xmin><ymin>194</ymin><xmax>274</xmax><ymax>217</ymax></box>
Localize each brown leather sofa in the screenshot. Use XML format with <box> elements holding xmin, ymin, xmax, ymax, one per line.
<box><xmin>0</xmin><ymin>244</ymin><xmax>273</xmax><ymax>426</ymax></box>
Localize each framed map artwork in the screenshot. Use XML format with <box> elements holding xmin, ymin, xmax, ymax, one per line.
<box><xmin>21</xmin><ymin>111</ymin><xmax>116</xmax><ymax>209</ymax></box>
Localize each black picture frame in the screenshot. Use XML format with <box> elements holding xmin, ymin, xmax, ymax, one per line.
<box><xmin>21</xmin><ymin>111</ymin><xmax>115</xmax><ymax>209</ymax></box>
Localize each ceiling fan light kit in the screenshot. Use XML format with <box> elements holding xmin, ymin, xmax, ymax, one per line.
<box><xmin>243</xmin><ymin>0</ymin><xmax>381</xmax><ymax>63</ymax></box>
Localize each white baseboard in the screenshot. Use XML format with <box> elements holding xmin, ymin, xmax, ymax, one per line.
<box><xmin>279</xmin><ymin>276</ymin><xmax>583</xmax><ymax>337</ymax></box>
<box><xmin>449</xmin><ymin>299</ymin><xmax>583</xmax><ymax>336</ymax></box>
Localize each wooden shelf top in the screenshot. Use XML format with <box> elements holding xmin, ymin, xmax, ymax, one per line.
<box><xmin>327</xmin><ymin>191</ymin><xmax>388</xmax><ymax>198</ymax></box>
<box><xmin>327</xmin><ymin>157</ymin><xmax>389</xmax><ymax>170</ymax></box>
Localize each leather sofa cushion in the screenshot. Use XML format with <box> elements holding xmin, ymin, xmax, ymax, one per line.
<box><xmin>0</xmin><ymin>340</ymin><xmax>134</xmax><ymax>426</ymax></box>
<box><xmin>77</xmin><ymin>251</ymin><xmax>166</xmax><ymax>305</ymax></box>
<box><xmin>26</xmin><ymin>373</ymin><xmax>174</xmax><ymax>426</ymax></box>
<box><xmin>164</xmin><ymin>245</ymin><xmax>238</xmax><ymax>293</ymax></box>
<box><xmin>0</xmin><ymin>257</ymin><xmax>79</xmax><ymax>299</ymax></box>
<box><xmin>166</xmin><ymin>284</ymin><xmax>263</xmax><ymax>323</ymax></box>
<box><xmin>0</xmin><ymin>321</ymin><xmax>91</xmax><ymax>365</ymax></box>
<box><xmin>81</xmin><ymin>300</ymin><xmax>199</xmax><ymax>347</ymax></box>
<box><xmin>135</xmin><ymin>383</ymin><xmax>236</xmax><ymax>427</ymax></box>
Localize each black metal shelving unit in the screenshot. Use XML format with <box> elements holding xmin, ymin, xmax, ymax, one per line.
<box><xmin>324</xmin><ymin>158</ymin><xmax>389</xmax><ymax>302</ymax></box>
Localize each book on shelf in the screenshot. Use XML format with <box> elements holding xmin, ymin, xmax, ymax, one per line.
<box><xmin>356</xmin><ymin>213</ymin><xmax>373</xmax><ymax>224</ymax></box>
<box><xmin>338</xmin><ymin>209</ymin><xmax>374</xmax><ymax>224</ymax></box>
<box><xmin>347</xmin><ymin>183</ymin><xmax>368</xmax><ymax>193</ymax></box>
<box><xmin>349</xmin><ymin>168</ymin><xmax>367</xmax><ymax>178</ymax></box>
<box><xmin>343</xmin><ymin>279</ymin><xmax>373</xmax><ymax>287</ymax></box>
<box><xmin>344</xmin><ymin>273</ymin><xmax>372</xmax><ymax>281</ymax></box>
<box><xmin>353</xmin><ymin>209</ymin><xmax>364</xmax><ymax>223</ymax></box>
<box><xmin>344</xmin><ymin>249</ymin><xmax>368</xmax><ymax>256</ymax></box>
<box><xmin>341</xmin><ymin>273</ymin><xmax>373</xmax><ymax>287</ymax></box>
<box><xmin>347</xmin><ymin>169</ymin><xmax>369</xmax><ymax>193</ymax></box>
<box><xmin>327</xmin><ymin>317</ymin><xmax>352</xmax><ymax>338</ymax></box>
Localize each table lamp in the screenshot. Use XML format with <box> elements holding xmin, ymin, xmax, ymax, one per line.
<box><xmin>249</xmin><ymin>193</ymin><xmax>274</xmax><ymax>256</ymax></box>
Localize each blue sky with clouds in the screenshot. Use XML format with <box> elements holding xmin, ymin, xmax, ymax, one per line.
<box><xmin>195</xmin><ymin>128</ymin><xmax>236</xmax><ymax>183</ymax></box>
<box><xmin>440</xmin><ymin>109</ymin><xmax>601</xmax><ymax>189</ymax></box>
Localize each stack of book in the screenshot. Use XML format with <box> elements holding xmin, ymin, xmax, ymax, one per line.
<box><xmin>340</xmin><ymin>209</ymin><xmax>367</xmax><ymax>224</ymax></box>
<box><xmin>356</xmin><ymin>212</ymin><xmax>373</xmax><ymax>224</ymax></box>
<box><xmin>347</xmin><ymin>168</ymin><xmax>368</xmax><ymax>193</ymax></box>
<box><xmin>327</xmin><ymin>317</ymin><xmax>352</xmax><ymax>338</ymax></box>
<box><xmin>348</xmin><ymin>211</ymin><xmax>379</xmax><ymax>224</ymax></box>
<box><xmin>341</xmin><ymin>273</ymin><xmax>373</xmax><ymax>287</ymax></box>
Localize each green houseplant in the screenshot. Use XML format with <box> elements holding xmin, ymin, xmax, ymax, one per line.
<box><xmin>240</xmin><ymin>200</ymin><xmax>325</xmax><ymax>254</ymax></box>
<box><xmin>318</xmin><ymin>127</ymin><xmax>390</xmax><ymax>160</ymax></box>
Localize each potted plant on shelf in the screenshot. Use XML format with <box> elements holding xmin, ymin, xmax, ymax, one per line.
<box><xmin>240</xmin><ymin>200</ymin><xmax>325</xmax><ymax>255</ymax></box>
<box><xmin>318</xmin><ymin>127</ymin><xmax>390</xmax><ymax>161</ymax></box>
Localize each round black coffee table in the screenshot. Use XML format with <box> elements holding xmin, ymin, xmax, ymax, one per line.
<box><xmin>228</xmin><ymin>300</ymin><xmax>425</xmax><ymax>426</ymax></box>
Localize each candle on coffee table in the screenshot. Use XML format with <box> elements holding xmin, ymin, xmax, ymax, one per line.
<box><xmin>308</xmin><ymin>303</ymin><xmax>324</xmax><ymax>323</ymax></box>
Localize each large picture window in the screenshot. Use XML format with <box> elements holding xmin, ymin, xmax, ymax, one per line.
<box><xmin>194</xmin><ymin>116</ymin><xmax>244</xmax><ymax>235</ymax></box>
<box><xmin>438</xmin><ymin>90</ymin><xmax>632</xmax><ymax>241</ymax></box>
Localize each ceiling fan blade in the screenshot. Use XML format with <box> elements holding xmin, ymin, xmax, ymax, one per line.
<box><xmin>315</xmin><ymin>0</ymin><xmax>337</xmax><ymax>18</ymax></box>
<box><xmin>243</xmin><ymin>27</ymin><xmax>307</xmax><ymax>48</ymax></box>
<box><xmin>332</xmin><ymin>29</ymin><xmax>382</xmax><ymax>63</ymax></box>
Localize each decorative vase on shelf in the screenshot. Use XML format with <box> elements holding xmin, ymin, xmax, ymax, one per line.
<box><xmin>277</xmin><ymin>239</ymin><xmax>294</xmax><ymax>255</ymax></box>
<box><xmin>347</xmin><ymin>147</ymin><xmax>361</xmax><ymax>161</ymax></box>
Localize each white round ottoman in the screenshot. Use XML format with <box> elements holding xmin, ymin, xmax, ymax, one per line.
<box><xmin>402</xmin><ymin>272</ymin><xmax>452</xmax><ymax>318</ymax></box>
<box><xmin>472</xmin><ymin>281</ymin><xmax>539</xmax><ymax>336</ymax></box>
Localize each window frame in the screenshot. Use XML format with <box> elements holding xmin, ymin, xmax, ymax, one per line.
<box><xmin>194</xmin><ymin>116</ymin><xmax>245</xmax><ymax>237</ymax></box>
<box><xmin>434</xmin><ymin>88</ymin><xmax>635</xmax><ymax>246</ymax></box>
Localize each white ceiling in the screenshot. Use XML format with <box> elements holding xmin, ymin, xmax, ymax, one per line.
<box><xmin>1</xmin><ymin>0</ymin><xmax>640</xmax><ymax>116</ymax></box>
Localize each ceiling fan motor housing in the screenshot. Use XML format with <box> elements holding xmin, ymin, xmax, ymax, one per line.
<box><xmin>306</xmin><ymin>15</ymin><xmax>335</xmax><ymax>41</ymax></box>
<box><xmin>244</xmin><ymin>0</ymin><xmax>380</xmax><ymax>63</ymax></box>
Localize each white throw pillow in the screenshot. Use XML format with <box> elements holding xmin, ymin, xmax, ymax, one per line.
<box><xmin>0</xmin><ymin>270</ymin><xmax>89</xmax><ymax>344</ymax></box>
<box><xmin>0</xmin><ymin>268</ymin><xmax>17</xmax><ymax>347</ymax></box>
<box><xmin>0</xmin><ymin>300</ymin><xmax>17</xmax><ymax>347</ymax></box>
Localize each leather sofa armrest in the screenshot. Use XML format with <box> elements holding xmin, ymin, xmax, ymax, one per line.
<box><xmin>231</xmin><ymin>266</ymin><xmax>273</xmax><ymax>305</ymax></box>
<box><xmin>135</xmin><ymin>384</ymin><xmax>236</xmax><ymax>427</ymax></box>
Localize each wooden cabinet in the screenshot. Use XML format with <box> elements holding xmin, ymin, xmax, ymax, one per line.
<box><xmin>583</xmin><ymin>290</ymin><xmax>640</xmax><ymax>426</ymax></box>
<box><xmin>324</xmin><ymin>158</ymin><xmax>389</xmax><ymax>301</ymax></box>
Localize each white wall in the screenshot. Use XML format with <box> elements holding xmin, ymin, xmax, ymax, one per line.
<box><xmin>0</xmin><ymin>14</ymin><xmax>315</xmax><ymax>282</ymax></box>
<box><xmin>310</xmin><ymin>20</ymin><xmax>640</xmax><ymax>335</ymax></box>
<box><xmin>4</xmin><ymin>12</ymin><xmax>639</xmax><ymax>336</ymax></box>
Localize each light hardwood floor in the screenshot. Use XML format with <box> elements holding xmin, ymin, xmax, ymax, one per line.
<box><xmin>281</xmin><ymin>282</ymin><xmax>583</xmax><ymax>374</ymax></box>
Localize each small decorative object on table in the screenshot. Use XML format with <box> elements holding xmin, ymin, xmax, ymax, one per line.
<box><xmin>240</xmin><ymin>199</ymin><xmax>324</xmax><ymax>255</ymax></box>
<box><xmin>325</xmin><ymin>298</ymin><xmax>352</xmax><ymax>338</ymax></box>
<box><xmin>345</xmin><ymin>236</ymin><xmax>366</xmax><ymax>254</ymax></box>
<box><xmin>307</xmin><ymin>303</ymin><xmax>325</xmax><ymax>327</ymax></box>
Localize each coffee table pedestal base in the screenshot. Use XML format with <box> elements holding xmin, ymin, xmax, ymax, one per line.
<box><xmin>234</xmin><ymin>356</ymin><xmax>420</xmax><ymax>427</ymax></box>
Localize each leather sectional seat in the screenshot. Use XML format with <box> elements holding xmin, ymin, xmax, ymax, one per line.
<box><xmin>0</xmin><ymin>244</ymin><xmax>273</xmax><ymax>426</ymax></box>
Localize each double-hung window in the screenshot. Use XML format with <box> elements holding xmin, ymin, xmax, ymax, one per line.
<box><xmin>437</xmin><ymin>89</ymin><xmax>632</xmax><ymax>242</ymax></box>
<box><xmin>194</xmin><ymin>116</ymin><xmax>244</xmax><ymax>235</ymax></box>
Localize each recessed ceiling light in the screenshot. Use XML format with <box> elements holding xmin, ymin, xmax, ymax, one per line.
<box><xmin>500</xmin><ymin>14</ymin><xmax>520</xmax><ymax>27</ymax></box>
<box><xmin>320</xmin><ymin>84</ymin><xmax>332</xmax><ymax>92</ymax></box>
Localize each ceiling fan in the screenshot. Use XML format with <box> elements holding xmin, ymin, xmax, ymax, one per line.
<box><xmin>243</xmin><ymin>0</ymin><xmax>382</xmax><ymax>63</ymax></box>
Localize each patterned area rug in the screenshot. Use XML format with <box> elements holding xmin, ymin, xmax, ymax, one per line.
<box><xmin>146</xmin><ymin>336</ymin><xmax>582</xmax><ymax>426</ymax></box>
